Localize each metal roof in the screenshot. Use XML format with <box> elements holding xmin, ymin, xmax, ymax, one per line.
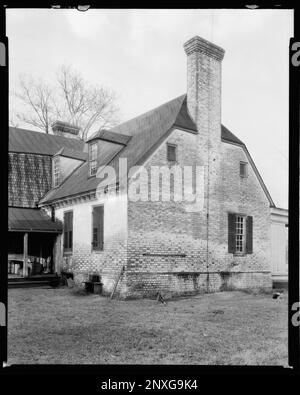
<box><xmin>8</xmin><ymin>207</ymin><xmax>63</xmax><ymax>233</ymax></box>
<box><xmin>9</xmin><ymin>127</ymin><xmax>85</xmax><ymax>155</ymax></box>
<box><xmin>221</xmin><ymin>125</ymin><xmax>245</xmax><ymax>145</ymax></box>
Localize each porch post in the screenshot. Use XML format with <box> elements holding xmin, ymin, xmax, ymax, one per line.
<box><xmin>23</xmin><ymin>232</ymin><xmax>28</xmax><ymax>277</ymax></box>
<box><xmin>53</xmin><ymin>234</ymin><xmax>62</xmax><ymax>274</ymax></box>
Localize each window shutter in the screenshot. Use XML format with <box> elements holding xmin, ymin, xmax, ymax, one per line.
<box><xmin>63</xmin><ymin>211</ymin><xmax>73</xmax><ymax>252</ymax></box>
<box><xmin>92</xmin><ymin>206</ymin><xmax>104</xmax><ymax>250</ymax></box>
<box><xmin>63</xmin><ymin>212</ymin><xmax>68</xmax><ymax>249</ymax></box>
<box><xmin>228</xmin><ymin>213</ymin><xmax>236</xmax><ymax>253</ymax></box>
<box><xmin>69</xmin><ymin>230</ymin><xmax>73</xmax><ymax>249</ymax></box>
<box><xmin>98</xmin><ymin>206</ymin><xmax>104</xmax><ymax>249</ymax></box>
<box><xmin>63</xmin><ymin>232</ymin><xmax>67</xmax><ymax>248</ymax></box>
<box><xmin>246</xmin><ymin>216</ymin><xmax>253</xmax><ymax>254</ymax></box>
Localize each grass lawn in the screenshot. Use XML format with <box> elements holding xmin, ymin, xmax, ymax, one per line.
<box><xmin>8</xmin><ymin>287</ymin><xmax>288</xmax><ymax>365</ymax></box>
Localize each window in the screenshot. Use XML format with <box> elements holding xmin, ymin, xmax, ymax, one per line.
<box><xmin>240</xmin><ymin>162</ymin><xmax>248</xmax><ymax>178</ymax></box>
<box><xmin>53</xmin><ymin>157</ymin><xmax>60</xmax><ymax>187</ymax></box>
<box><xmin>167</xmin><ymin>143</ymin><xmax>177</xmax><ymax>162</ymax></box>
<box><xmin>92</xmin><ymin>205</ymin><xmax>104</xmax><ymax>251</ymax></box>
<box><xmin>235</xmin><ymin>215</ymin><xmax>246</xmax><ymax>253</ymax></box>
<box><xmin>63</xmin><ymin>211</ymin><xmax>73</xmax><ymax>254</ymax></box>
<box><xmin>89</xmin><ymin>142</ymin><xmax>98</xmax><ymax>176</ymax></box>
<box><xmin>228</xmin><ymin>213</ymin><xmax>253</xmax><ymax>254</ymax></box>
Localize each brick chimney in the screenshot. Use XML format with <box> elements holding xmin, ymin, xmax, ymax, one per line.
<box><xmin>183</xmin><ymin>36</ymin><xmax>225</xmax><ymax>145</ymax></box>
<box><xmin>51</xmin><ymin>121</ymin><xmax>81</xmax><ymax>139</ymax></box>
<box><xmin>184</xmin><ymin>36</ymin><xmax>225</xmax><ymax>260</ymax></box>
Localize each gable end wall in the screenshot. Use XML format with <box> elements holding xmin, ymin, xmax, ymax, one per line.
<box><xmin>125</xmin><ymin>130</ymin><xmax>271</xmax><ymax>298</ymax></box>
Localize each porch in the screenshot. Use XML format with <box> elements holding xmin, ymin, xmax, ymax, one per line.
<box><xmin>8</xmin><ymin>207</ymin><xmax>63</xmax><ymax>286</ymax></box>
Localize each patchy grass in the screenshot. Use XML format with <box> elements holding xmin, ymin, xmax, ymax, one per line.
<box><xmin>8</xmin><ymin>287</ymin><xmax>288</xmax><ymax>365</ymax></box>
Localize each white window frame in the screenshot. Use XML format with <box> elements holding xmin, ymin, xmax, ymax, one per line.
<box><xmin>53</xmin><ymin>157</ymin><xmax>60</xmax><ymax>187</ymax></box>
<box><xmin>89</xmin><ymin>143</ymin><xmax>98</xmax><ymax>176</ymax></box>
<box><xmin>235</xmin><ymin>215</ymin><xmax>247</xmax><ymax>254</ymax></box>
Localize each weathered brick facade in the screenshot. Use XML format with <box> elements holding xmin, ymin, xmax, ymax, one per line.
<box><xmin>120</xmin><ymin>37</ymin><xmax>271</xmax><ymax>297</ymax></box>
<box><xmin>125</xmin><ymin>128</ymin><xmax>271</xmax><ymax>298</ymax></box>
<box><xmin>38</xmin><ymin>36</ymin><xmax>273</xmax><ymax>298</ymax></box>
<box><xmin>51</xmin><ymin>122</ymin><xmax>272</xmax><ymax>298</ymax></box>
<box><xmin>52</xmin><ymin>192</ymin><xmax>129</xmax><ymax>297</ymax></box>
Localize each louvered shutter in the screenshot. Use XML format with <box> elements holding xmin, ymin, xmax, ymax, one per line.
<box><xmin>64</xmin><ymin>211</ymin><xmax>73</xmax><ymax>252</ymax></box>
<box><xmin>246</xmin><ymin>216</ymin><xmax>253</xmax><ymax>254</ymax></box>
<box><xmin>92</xmin><ymin>206</ymin><xmax>104</xmax><ymax>251</ymax></box>
<box><xmin>228</xmin><ymin>213</ymin><xmax>236</xmax><ymax>253</ymax></box>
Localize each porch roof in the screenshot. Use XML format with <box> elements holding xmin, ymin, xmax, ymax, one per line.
<box><xmin>8</xmin><ymin>207</ymin><xmax>63</xmax><ymax>233</ymax></box>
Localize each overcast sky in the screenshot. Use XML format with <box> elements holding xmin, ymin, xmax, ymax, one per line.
<box><xmin>7</xmin><ymin>8</ymin><xmax>293</xmax><ymax>209</ymax></box>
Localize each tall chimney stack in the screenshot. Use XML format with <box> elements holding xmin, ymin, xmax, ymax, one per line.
<box><xmin>183</xmin><ymin>36</ymin><xmax>225</xmax><ymax>144</ymax></box>
<box><xmin>184</xmin><ymin>36</ymin><xmax>225</xmax><ymax>261</ymax></box>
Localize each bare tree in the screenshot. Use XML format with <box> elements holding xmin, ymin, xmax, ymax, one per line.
<box><xmin>10</xmin><ymin>65</ymin><xmax>120</xmax><ymax>140</ymax></box>
<box><xmin>56</xmin><ymin>65</ymin><xmax>119</xmax><ymax>140</ymax></box>
<box><xmin>11</xmin><ymin>76</ymin><xmax>54</xmax><ymax>133</ymax></box>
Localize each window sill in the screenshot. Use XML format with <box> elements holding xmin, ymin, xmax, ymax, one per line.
<box><xmin>63</xmin><ymin>251</ymin><xmax>73</xmax><ymax>257</ymax></box>
<box><xmin>233</xmin><ymin>253</ymin><xmax>247</xmax><ymax>257</ymax></box>
<box><xmin>167</xmin><ymin>161</ymin><xmax>178</xmax><ymax>165</ymax></box>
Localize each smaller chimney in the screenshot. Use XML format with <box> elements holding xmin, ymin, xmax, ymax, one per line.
<box><xmin>51</xmin><ymin>121</ymin><xmax>80</xmax><ymax>139</ymax></box>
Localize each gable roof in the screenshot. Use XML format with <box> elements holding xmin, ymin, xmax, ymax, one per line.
<box><xmin>9</xmin><ymin>207</ymin><xmax>62</xmax><ymax>233</ymax></box>
<box><xmin>39</xmin><ymin>95</ymin><xmax>197</xmax><ymax>204</ymax></box>
<box><xmin>37</xmin><ymin>94</ymin><xmax>263</xmax><ymax>205</ymax></box>
<box><xmin>53</xmin><ymin>147</ymin><xmax>88</xmax><ymax>161</ymax></box>
<box><xmin>9</xmin><ymin>127</ymin><xmax>85</xmax><ymax>155</ymax></box>
<box><xmin>108</xmin><ymin>95</ymin><xmax>197</xmax><ymax>171</ymax></box>
<box><xmin>87</xmin><ymin>129</ymin><xmax>132</xmax><ymax>145</ymax></box>
<box><xmin>221</xmin><ymin>124</ymin><xmax>244</xmax><ymax>146</ymax></box>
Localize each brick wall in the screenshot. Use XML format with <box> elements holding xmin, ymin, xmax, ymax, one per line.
<box><xmin>125</xmin><ymin>127</ymin><xmax>272</xmax><ymax>298</ymax></box>
<box><xmin>54</xmin><ymin>192</ymin><xmax>128</xmax><ymax>297</ymax></box>
<box><xmin>219</xmin><ymin>142</ymin><xmax>271</xmax><ymax>275</ymax></box>
<box><xmin>8</xmin><ymin>152</ymin><xmax>52</xmax><ymax>208</ymax></box>
<box><xmin>47</xmin><ymin>36</ymin><xmax>272</xmax><ymax>299</ymax></box>
<box><xmin>49</xmin><ymin>127</ymin><xmax>272</xmax><ymax>299</ymax></box>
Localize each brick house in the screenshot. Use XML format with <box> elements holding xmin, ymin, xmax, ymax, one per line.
<box><xmin>9</xmin><ymin>36</ymin><xmax>276</xmax><ymax>296</ymax></box>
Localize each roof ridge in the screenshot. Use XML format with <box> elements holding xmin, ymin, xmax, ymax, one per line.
<box><xmin>110</xmin><ymin>94</ymin><xmax>186</xmax><ymax>135</ymax></box>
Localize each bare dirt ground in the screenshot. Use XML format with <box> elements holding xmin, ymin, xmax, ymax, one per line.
<box><xmin>8</xmin><ymin>287</ymin><xmax>288</xmax><ymax>365</ymax></box>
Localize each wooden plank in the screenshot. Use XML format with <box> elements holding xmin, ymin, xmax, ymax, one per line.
<box><xmin>23</xmin><ymin>232</ymin><xmax>28</xmax><ymax>277</ymax></box>
<box><xmin>110</xmin><ymin>266</ymin><xmax>125</xmax><ymax>300</ymax></box>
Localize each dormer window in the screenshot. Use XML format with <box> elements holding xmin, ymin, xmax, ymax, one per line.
<box><xmin>89</xmin><ymin>142</ymin><xmax>98</xmax><ymax>176</ymax></box>
<box><xmin>53</xmin><ymin>157</ymin><xmax>60</xmax><ymax>187</ymax></box>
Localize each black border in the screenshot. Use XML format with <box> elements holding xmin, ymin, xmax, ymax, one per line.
<box><xmin>0</xmin><ymin>1</ymin><xmax>299</xmax><ymax>386</ymax></box>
